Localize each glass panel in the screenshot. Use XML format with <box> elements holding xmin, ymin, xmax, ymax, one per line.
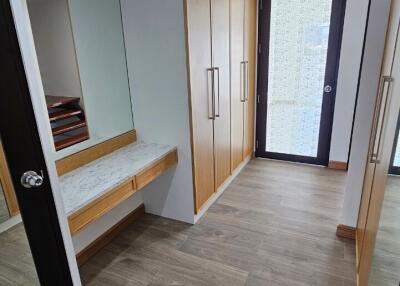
<box><xmin>265</xmin><ymin>0</ymin><xmax>332</xmax><ymax>157</ymax></box>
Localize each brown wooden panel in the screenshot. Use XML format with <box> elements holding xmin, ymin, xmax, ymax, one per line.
<box><xmin>76</xmin><ymin>203</ymin><xmax>145</xmax><ymax>266</ymax></box>
<box><xmin>54</xmin><ymin>131</ymin><xmax>89</xmax><ymax>151</ymax></box>
<box><xmin>336</xmin><ymin>224</ymin><xmax>356</xmax><ymax>240</ymax></box>
<box><xmin>211</xmin><ymin>0</ymin><xmax>231</xmax><ymax>189</ymax></box>
<box><xmin>0</xmin><ymin>142</ymin><xmax>19</xmax><ymax>216</ymax></box>
<box><xmin>358</xmin><ymin>4</ymin><xmax>400</xmax><ymax>283</ymax></box>
<box><xmin>136</xmin><ymin>149</ymin><xmax>178</xmax><ymax>189</ymax></box>
<box><xmin>328</xmin><ymin>161</ymin><xmax>348</xmax><ymax>170</ymax></box>
<box><xmin>243</xmin><ymin>0</ymin><xmax>256</xmax><ymax>159</ymax></box>
<box><xmin>357</xmin><ymin>157</ymin><xmax>376</xmax><ymax>269</ymax></box>
<box><xmin>52</xmin><ymin>120</ymin><xmax>86</xmax><ymax>136</ymax></box>
<box><xmin>45</xmin><ymin>95</ymin><xmax>80</xmax><ymax>108</ymax></box>
<box><xmin>185</xmin><ymin>0</ymin><xmax>216</xmax><ymax>212</ymax></box>
<box><xmin>230</xmin><ymin>0</ymin><xmax>245</xmax><ymax>171</ymax></box>
<box><xmin>49</xmin><ymin>109</ymin><xmax>83</xmax><ymax>122</ymax></box>
<box><xmin>68</xmin><ymin>179</ymin><xmax>137</xmax><ymax>235</ymax></box>
<box><xmin>56</xmin><ymin>130</ymin><xmax>136</xmax><ymax>176</ymax></box>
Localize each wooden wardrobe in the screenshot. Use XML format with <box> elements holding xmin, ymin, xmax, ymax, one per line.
<box><xmin>356</xmin><ymin>0</ymin><xmax>400</xmax><ymax>283</ymax></box>
<box><xmin>231</xmin><ymin>0</ymin><xmax>256</xmax><ymax>170</ymax></box>
<box><xmin>185</xmin><ymin>0</ymin><xmax>256</xmax><ymax>212</ymax></box>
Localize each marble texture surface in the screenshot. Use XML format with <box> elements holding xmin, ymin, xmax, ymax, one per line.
<box><xmin>59</xmin><ymin>142</ymin><xmax>176</xmax><ymax>215</ymax></box>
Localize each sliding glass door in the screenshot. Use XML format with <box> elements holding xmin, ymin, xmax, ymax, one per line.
<box><xmin>256</xmin><ymin>0</ymin><xmax>346</xmax><ymax>165</ymax></box>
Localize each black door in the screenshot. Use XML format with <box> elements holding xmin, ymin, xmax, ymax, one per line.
<box><xmin>0</xmin><ymin>0</ymin><xmax>74</xmax><ymax>284</ymax></box>
<box><xmin>256</xmin><ymin>0</ymin><xmax>346</xmax><ymax>165</ymax></box>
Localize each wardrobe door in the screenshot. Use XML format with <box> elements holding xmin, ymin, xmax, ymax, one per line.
<box><xmin>211</xmin><ymin>0</ymin><xmax>231</xmax><ymax>188</ymax></box>
<box><xmin>185</xmin><ymin>0</ymin><xmax>215</xmax><ymax>212</ymax></box>
<box><xmin>243</xmin><ymin>0</ymin><xmax>256</xmax><ymax>159</ymax></box>
<box><xmin>357</xmin><ymin>0</ymin><xmax>398</xmax><ymax>270</ymax></box>
<box><xmin>230</xmin><ymin>0</ymin><xmax>245</xmax><ymax>171</ymax></box>
<box><xmin>356</xmin><ymin>141</ymin><xmax>377</xmax><ymax>268</ymax></box>
<box><xmin>358</xmin><ymin>2</ymin><xmax>400</xmax><ymax>283</ymax></box>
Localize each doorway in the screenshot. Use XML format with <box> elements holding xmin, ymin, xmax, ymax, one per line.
<box><xmin>256</xmin><ymin>0</ymin><xmax>346</xmax><ymax>165</ymax></box>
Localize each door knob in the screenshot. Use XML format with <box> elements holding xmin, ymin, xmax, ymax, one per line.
<box><xmin>324</xmin><ymin>85</ymin><xmax>333</xmax><ymax>93</ymax></box>
<box><xmin>21</xmin><ymin>170</ymin><xmax>44</xmax><ymax>188</ymax></box>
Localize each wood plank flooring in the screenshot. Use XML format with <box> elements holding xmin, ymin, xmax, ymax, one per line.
<box><xmin>0</xmin><ymin>223</ymin><xmax>39</xmax><ymax>285</ymax></box>
<box><xmin>80</xmin><ymin>159</ymin><xmax>356</xmax><ymax>286</ymax></box>
<box><xmin>0</xmin><ymin>183</ymin><xmax>10</xmax><ymax>224</ymax></box>
<box><xmin>369</xmin><ymin>175</ymin><xmax>400</xmax><ymax>286</ymax></box>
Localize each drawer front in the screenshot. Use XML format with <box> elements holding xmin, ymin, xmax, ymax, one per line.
<box><xmin>135</xmin><ymin>150</ymin><xmax>178</xmax><ymax>190</ymax></box>
<box><xmin>68</xmin><ymin>179</ymin><xmax>136</xmax><ymax>234</ymax></box>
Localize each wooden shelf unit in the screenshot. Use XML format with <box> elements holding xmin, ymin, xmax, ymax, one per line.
<box><xmin>45</xmin><ymin>95</ymin><xmax>89</xmax><ymax>151</ymax></box>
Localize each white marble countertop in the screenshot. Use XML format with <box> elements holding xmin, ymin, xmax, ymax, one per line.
<box><xmin>59</xmin><ymin>142</ymin><xmax>176</xmax><ymax>215</ymax></box>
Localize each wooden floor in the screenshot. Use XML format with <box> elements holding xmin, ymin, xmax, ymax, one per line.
<box><xmin>369</xmin><ymin>175</ymin><xmax>400</xmax><ymax>286</ymax></box>
<box><xmin>80</xmin><ymin>159</ymin><xmax>356</xmax><ymax>286</ymax></box>
<box><xmin>0</xmin><ymin>184</ymin><xmax>10</xmax><ymax>224</ymax></box>
<box><xmin>0</xmin><ymin>223</ymin><xmax>39</xmax><ymax>285</ymax></box>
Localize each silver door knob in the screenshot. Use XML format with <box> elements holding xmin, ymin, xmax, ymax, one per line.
<box><xmin>21</xmin><ymin>171</ymin><xmax>44</xmax><ymax>188</ymax></box>
<box><xmin>324</xmin><ymin>85</ymin><xmax>333</xmax><ymax>93</ymax></box>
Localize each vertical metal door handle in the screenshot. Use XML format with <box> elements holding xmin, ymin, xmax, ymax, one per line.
<box><xmin>214</xmin><ymin>67</ymin><xmax>220</xmax><ymax>118</ymax></box>
<box><xmin>245</xmin><ymin>61</ymin><xmax>250</xmax><ymax>101</ymax></box>
<box><xmin>207</xmin><ymin>68</ymin><xmax>215</xmax><ymax>120</ymax></box>
<box><xmin>370</xmin><ymin>75</ymin><xmax>394</xmax><ymax>163</ymax></box>
<box><xmin>240</xmin><ymin>61</ymin><xmax>246</xmax><ymax>102</ymax></box>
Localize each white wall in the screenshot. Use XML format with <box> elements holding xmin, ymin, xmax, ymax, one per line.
<box><xmin>27</xmin><ymin>0</ymin><xmax>82</xmax><ymax>99</ymax></box>
<box><xmin>329</xmin><ymin>0</ymin><xmax>370</xmax><ymax>163</ymax></box>
<box><xmin>121</xmin><ymin>0</ymin><xmax>195</xmax><ymax>224</ymax></box>
<box><xmin>72</xmin><ymin>194</ymin><xmax>143</xmax><ymax>253</ymax></box>
<box><xmin>340</xmin><ymin>0</ymin><xmax>392</xmax><ymax>227</ymax></box>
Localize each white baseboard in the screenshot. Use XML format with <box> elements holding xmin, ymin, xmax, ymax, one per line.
<box><xmin>194</xmin><ymin>155</ymin><xmax>251</xmax><ymax>223</ymax></box>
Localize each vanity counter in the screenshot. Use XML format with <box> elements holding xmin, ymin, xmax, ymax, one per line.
<box><xmin>59</xmin><ymin>141</ymin><xmax>177</xmax><ymax>234</ymax></box>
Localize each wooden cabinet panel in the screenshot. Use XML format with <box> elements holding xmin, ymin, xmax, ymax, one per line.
<box><xmin>0</xmin><ymin>142</ymin><xmax>19</xmax><ymax>216</ymax></box>
<box><xmin>185</xmin><ymin>0</ymin><xmax>215</xmax><ymax>211</ymax></box>
<box><xmin>243</xmin><ymin>0</ymin><xmax>256</xmax><ymax>158</ymax></box>
<box><xmin>357</xmin><ymin>1</ymin><xmax>400</xmax><ymax>283</ymax></box>
<box><xmin>230</xmin><ymin>0</ymin><xmax>245</xmax><ymax>171</ymax></box>
<box><xmin>211</xmin><ymin>0</ymin><xmax>231</xmax><ymax>188</ymax></box>
<box><xmin>356</xmin><ymin>157</ymin><xmax>376</xmax><ymax>269</ymax></box>
<box><xmin>68</xmin><ymin>180</ymin><xmax>136</xmax><ymax>235</ymax></box>
<box><xmin>136</xmin><ymin>150</ymin><xmax>178</xmax><ymax>189</ymax></box>
<box><xmin>359</xmin><ymin>68</ymin><xmax>400</xmax><ymax>285</ymax></box>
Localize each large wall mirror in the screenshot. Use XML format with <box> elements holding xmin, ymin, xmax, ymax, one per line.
<box><xmin>26</xmin><ymin>0</ymin><xmax>134</xmax><ymax>160</ymax></box>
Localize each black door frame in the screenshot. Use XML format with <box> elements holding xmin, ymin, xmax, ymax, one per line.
<box><xmin>0</xmin><ymin>0</ymin><xmax>74</xmax><ymax>285</ymax></box>
<box><xmin>255</xmin><ymin>0</ymin><xmax>347</xmax><ymax>166</ymax></box>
